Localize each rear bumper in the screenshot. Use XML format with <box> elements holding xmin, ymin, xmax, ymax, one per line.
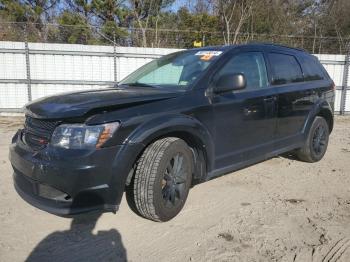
<box><xmin>9</xmin><ymin>130</ymin><xmax>143</xmax><ymax>216</ymax></box>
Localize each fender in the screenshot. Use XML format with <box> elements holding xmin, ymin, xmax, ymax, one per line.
<box><xmin>108</xmin><ymin>143</ymin><xmax>145</xmax><ymax>206</ymax></box>
<box><xmin>126</xmin><ymin>113</ymin><xmax>215</xmax><ymax>175</ymax></box>
<box><xmin>106</xmin><ymin>114</ymin><xmax>214</xmax><ymax>206</ymax></box>
<box><xmin>302</xmin><ymin>98</ymin><xmax>334</xmax><ymax>137</ymax></box>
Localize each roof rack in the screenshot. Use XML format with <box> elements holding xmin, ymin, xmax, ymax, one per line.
<box><xmin>247</xmin><ymin>42</ymin><xmax>306</xmax><ymax>52</ymax></box>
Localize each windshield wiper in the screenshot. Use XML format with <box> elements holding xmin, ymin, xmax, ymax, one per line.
<box><xmin>124</xmin><ymin>82</ymin><xmax>158</xmax><ymax>88</ymax></box>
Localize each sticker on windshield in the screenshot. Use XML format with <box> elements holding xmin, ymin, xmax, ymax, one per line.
<box><xmin>195</xmin><ymin>51</ymin><xmax>222</xmax><ymax>61</ymax></box>
<box><xmin>195</xmin><ymin>51</ymin><xmax>222</xmax><ymax>56</ymax></box>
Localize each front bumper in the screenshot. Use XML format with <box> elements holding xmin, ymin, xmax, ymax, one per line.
<box><xmin>9</xmin><ymin>130</ymin><xmax>142</xmax><ymax>216</ymax></box>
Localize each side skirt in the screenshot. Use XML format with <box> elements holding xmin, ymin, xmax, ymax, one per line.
<box><xmin>207</xmin><ymin>143</ymin><xmax>303</xmax><ymax>180</ymax></box>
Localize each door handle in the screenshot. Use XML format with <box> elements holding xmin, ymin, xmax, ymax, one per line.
<box><xmin>304</xmin><ymin>90</ymin><xmax>316</xmax><ymax>96</ymax></box>
<box><xmin>263</xmin><ymin>96</ymin><xmax>277</xmax><ymax>102</ymax></box>
<box><xmin>244</xmin><ymin>108</ymin><xmax>253</xmax><ymax>116</ymax></box>
<box><xmin>244</xmin><ymin>106</ymin><xmax>259</xmax><ymax>116</ymax></box>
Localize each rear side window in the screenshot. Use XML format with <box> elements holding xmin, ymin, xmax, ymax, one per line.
<box><xmin>268</xmin><ymin>53</ymin><xmax>303</xmax><ymax>85</ymax></box>
<box><xmin>299</xmin><ymin>56</ymin><xmax>325</xmax><ymax>81</ymax></box>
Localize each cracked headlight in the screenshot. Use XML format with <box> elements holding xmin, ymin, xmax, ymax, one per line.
<box><xmin>51</xmin><ymin>122</ymin><xmax>120</xmax><ymax>149</ymax></box>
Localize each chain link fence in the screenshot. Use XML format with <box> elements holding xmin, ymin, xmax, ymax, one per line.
<box><xmin>0</xmin><ymin>22</ymin><xmax>349</xmax><ymax>114</ymax></box>
<box><xmin>1</xmin><ymin>22</ymin><xmax>350</xmax><ymax>54</ymax></box>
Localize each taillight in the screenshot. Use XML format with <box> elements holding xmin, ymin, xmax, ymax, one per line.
<box><xmin>332</xmin><ymin>83</ymin><xmax>336</xmax><ymax>91</ymax></box>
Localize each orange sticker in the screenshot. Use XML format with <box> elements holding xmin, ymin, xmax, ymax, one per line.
<box><xmin>200</xmin><ymin>54</ymin><xmax>214</xmax><ymax>61</ymax></box>
<box><xmin>195</xmin><ymin>51</ymin><xmax>222</xmax><ymax>61</ymax></box>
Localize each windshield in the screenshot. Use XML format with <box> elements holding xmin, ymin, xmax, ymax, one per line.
<box><xmin>119</xmin><ymin>50</ymin><xmax>223</xmax><ymax>89</ymax></box>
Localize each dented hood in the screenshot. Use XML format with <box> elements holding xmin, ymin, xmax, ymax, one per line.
<box><xmin>24</xmin><ymin>87</ymin><xmax>183</xmax><ymax>119</ymax></box>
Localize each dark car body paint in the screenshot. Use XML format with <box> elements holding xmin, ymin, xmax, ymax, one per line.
<box><xmin>10</xmin><ymin>44</ymin><xmax>335</xmax><ymax>216</ymax></box>
<box><xmin>24</xmin><ymin>87</ymin><xmax>184</xmax><ymax>119</ymax></box>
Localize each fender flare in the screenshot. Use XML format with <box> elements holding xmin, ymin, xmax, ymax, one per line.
<box><xmin>302</xmin><ymin>99</ymin><xmax>334</xmax><ymax>136</ymax></box>
<box><xmin>126</xmin><ymin>114</ymin><xmax>215</xmax><ymax>176</ymax></box>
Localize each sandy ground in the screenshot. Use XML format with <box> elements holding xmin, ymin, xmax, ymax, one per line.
<box><xmin>0</xmin><ymin>116</ymin><xmax>350</xmax><ymax>262</ymax></box>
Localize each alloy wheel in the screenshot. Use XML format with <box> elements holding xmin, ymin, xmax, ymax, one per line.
<box><xmin>161</xmin><ymin>153</ymin><xmax>188</xmax><ymax>206</ymax></box>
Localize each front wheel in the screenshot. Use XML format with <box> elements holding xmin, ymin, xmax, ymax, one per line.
<box><xmin>126</xmin><ymin>137</ymin><xmax>193</xmax><ymax>222</ymax></box>
<box><xmin>296</xmin><ymin>116</ymin><xmax>329</xmax><ymax>162</ymax></box>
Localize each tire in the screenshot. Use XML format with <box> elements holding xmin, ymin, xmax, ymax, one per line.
<box><xmin>126</xmin><ymin>137</ymin><xmax>193</xmax><ymax>222</ymax></box>
<box><xmin>296</xmin><ymin>116</ymin><xmax>329</xmax><ymax>163</ymax></box>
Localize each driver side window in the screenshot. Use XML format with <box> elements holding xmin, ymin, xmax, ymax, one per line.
<box><xmin>215</xmin><ymin>52</ymin><xmax>268</xmax><ymax>90</ymax></box>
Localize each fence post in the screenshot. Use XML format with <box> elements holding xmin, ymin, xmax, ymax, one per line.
<box><xmin>24</xmin><ymin>25</ymin><xmax>32</xmax><ymax>102</ymax></box>
<box><xmin>340</xmin><ymin>43</ymin><xmax>350</xmax><ymax>115</ymax></box>
<box><xmin>113</xmin><ymin>33</ymin><xmax>117</xmax><ymax>83</ymax></box>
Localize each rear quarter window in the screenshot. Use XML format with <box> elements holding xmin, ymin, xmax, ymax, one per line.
<box><xmin>299</xmin><ymin>56</ymin><xmax>326</xmax><ymax>81</ymax></box>
<box><xmin>268</xmin><ymin>53</ymin><xmax>303</xmax><ymax>85</ymax></box>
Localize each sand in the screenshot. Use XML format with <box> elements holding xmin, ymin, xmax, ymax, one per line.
<box><xmin>1</xmin><ymin>116</ymin><xmax>350</xmax><ymax>262</ymax></box>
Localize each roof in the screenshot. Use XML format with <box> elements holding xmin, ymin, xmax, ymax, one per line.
<box><xmin>188</xmin><ymin>43</ymin><xmax>307</xmax><ymax>54</ymax></box>
<box><xmin>188</xmin><ymin>45</ymin><xmax>233</xmax><ymax>52</ymax></box>
<box><xmin>246</xmin><ymin>42</ymin><xmax>306</xmax><ymax>52</ymax></box>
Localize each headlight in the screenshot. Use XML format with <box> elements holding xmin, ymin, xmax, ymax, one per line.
<box><xmin>51</xmin><ymin>122</ymin><xmax>120</xmax><ymax>149</ymax></box>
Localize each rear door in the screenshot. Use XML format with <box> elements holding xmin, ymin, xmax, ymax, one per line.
<box><xmin>211</xmin><ymin>51</ymin><xmax>278</xmax><ymax>171</ymax></box>
<box><xmin>267</xmin><ymin>52</ymin><xmax>316</xmax><ymax>149</ymax></box>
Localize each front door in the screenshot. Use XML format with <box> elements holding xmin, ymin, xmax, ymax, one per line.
<box><xmin>211</xmin><ymin>51</ymin><xmax>277</xmax><ymax>171</ymax></box>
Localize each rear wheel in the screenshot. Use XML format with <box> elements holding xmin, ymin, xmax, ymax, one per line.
<box><xmin>296</xmin><ymin>116</ymin><xmax>329</xmax><ymax>162</ymax></box>
<box><xmin>126</xmin><ymin>137</ymin><xmax>193</xmax><ymax>222</ymax></box>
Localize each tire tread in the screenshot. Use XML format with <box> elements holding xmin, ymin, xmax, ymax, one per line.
<box><xmin>132</xmin><ymin>137</ymin><xmax>180</xmax><ymax>221</ymax></box>
<box><xmin>296</xmin><ymin>116</ymin><xmax>329</xmax><ymax>163</ymax></box>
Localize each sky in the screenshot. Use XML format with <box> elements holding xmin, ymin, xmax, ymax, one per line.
<box><xmin>170</xmin><ymin>0</ymin><xmax>189</xmax><ymax>11</ymax></box>
<box><xmin>57</xmin><ymin>0</ymin><xmax>192</xmax><ymax>14</ymax></box>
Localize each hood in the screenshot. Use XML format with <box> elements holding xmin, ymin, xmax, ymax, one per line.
<box><xmin>25</xmin><ymin>87</ymin><xmax>183</xmax><ymax>119</ymax></box>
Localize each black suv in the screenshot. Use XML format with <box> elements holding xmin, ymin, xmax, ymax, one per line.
<box><xmin>10</xmin><ymin>44</ymin><xmax>335</xmax><ymax>222</ymax></box>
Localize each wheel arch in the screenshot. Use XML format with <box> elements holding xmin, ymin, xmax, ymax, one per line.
<box><xmin>303</xmin><ymin>100</ymin><xmax>334</xmax><ymax>136</ymax></box>
<box><xmin>125</xmin><ymin>114</ymin><xmax>214</xmax><ymax>184</ymax></box>
<box><xmin>147</xmin><ymin>130</ymin><xmax>208</xmax><ymax>184</ymax></box>
<box><xmin>317</xmin><ymin>107</ymin><xmax>334</xmax><ymax>133</ymax></box>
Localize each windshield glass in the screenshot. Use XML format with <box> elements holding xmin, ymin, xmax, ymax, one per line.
<box><xmin>119</xmin><ymin>50</ymin><xmax>223</xmax><ymax>89</ymax></box>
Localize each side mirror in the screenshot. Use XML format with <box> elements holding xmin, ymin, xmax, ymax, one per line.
<box><xmin>214</xmin><ymin>73</ymin><xmax>246</xmax><ymax>94</ymax></box>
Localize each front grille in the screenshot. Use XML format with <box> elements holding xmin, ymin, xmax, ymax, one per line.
<box><xmin>22</xmin><ymin>116</ymin><xmax>60</xmax><ymax>150</ymax></box>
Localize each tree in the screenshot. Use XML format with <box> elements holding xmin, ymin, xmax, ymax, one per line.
<box><xmin>214</xmin><ymin>0</ymin><xmax>252</xmax><ymax>45</ymax></box>
<box><xmin>128</xmin><ymin>0</ymin><xmax>174</xmax><ymax>47</ymax></box>
<box><xmin>0</xmin><ymin>0</ymin><xmax>60</xmax><ymax>41</ymax></box>
<box><xmin>317</xmin><ymin>0</ymin><xmax>350</xmax><ymax>53</ymax></box>
<box><xmin>0</xmin><ymin>0</ymin><xmax>349</xmax><ymax>53</ymax></box>
<box><xmin>55</xmin><ymin>10</ymin><xmax>95</xmax><ymax>44</ymax></box>
<box><xmin>65</xmin><ymin>0</ymin><xmax>93</xmax><ymax>18</ymax></box>
<box><xmin>90</xmin><ymin>0</ymin><xmax>128</xmax><ymax>44</ymax></box>
<box><xmin>176</xmin><ymin>7</ymin><xmax>220</xmax><ymax>47</ymax></box>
